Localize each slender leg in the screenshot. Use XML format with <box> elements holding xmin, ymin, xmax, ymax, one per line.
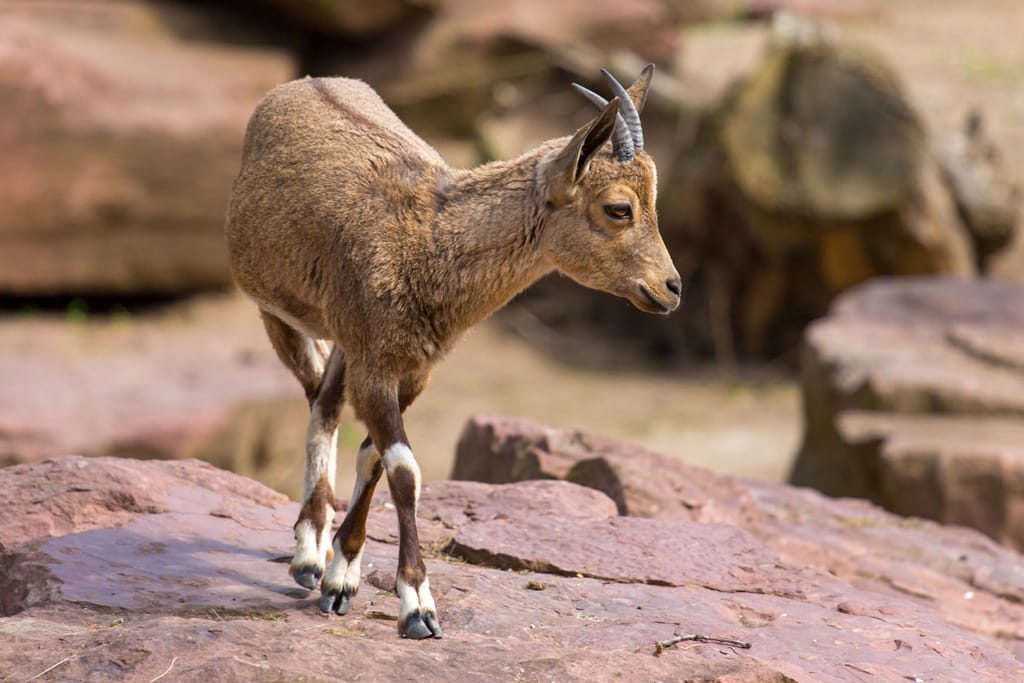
<box><xmin>320</xmin><ymin>373</ymin><xmax>434</xmax><ymax>623</ymax></box>
<box><xmin>260</xmin><ymin>311</ymin><xmax>344</xmax><ymax>587</ymax></box>
<box><xmin>320</xmin><ymin>435</ymin><xmax>382</xmax><ymax>614</ymax></box>
<box><xmin>385</xmin><ymin>439</ymin><xmax>441</xmax><ymax>639</ymax></box>
<box><xmin>290</xmin><ymin>346</ymin><xmax>346</xmax><ymax>589</ymax></box>
<box><xmin>322</xmin><ymin>371</ymin><xmax>440</xmax><ymax>638</ymax></box>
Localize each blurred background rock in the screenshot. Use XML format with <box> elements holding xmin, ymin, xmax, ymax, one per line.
<box><xmin>1</xmin><ymin>0</ymin><xmax>1022</xmax><ymax>547</ymax></box>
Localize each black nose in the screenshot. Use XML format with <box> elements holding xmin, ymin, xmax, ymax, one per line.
<box><xmin>666</xmin><ymin>277</ymin><xmax>682</xmax><ymax>297</ymax></box>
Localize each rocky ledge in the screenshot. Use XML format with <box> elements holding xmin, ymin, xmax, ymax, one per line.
<box><xmin>3</xmin><ymin>419</ymin><xmax>1024</xmax><ymax>680</ymax></box>
<box><xmin>790</xmin><ymin>277</ymin><xmax>1024</xmax><ymax>551</ymax></box>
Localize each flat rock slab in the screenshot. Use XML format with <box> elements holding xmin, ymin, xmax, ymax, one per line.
<box><xmin>3</xmin><ymin>456</ymin><xmax>1023</xmax><ymax>681</ymax></box>
<box><xmin>453</xmin><ymin>414</ymin><xmax>1024</xmax><ymax>659</ymax></box>
<box><xmin>790</xmin><ymin>277</ymin><xmax>1024</xmax><ymax>551</ymax></box>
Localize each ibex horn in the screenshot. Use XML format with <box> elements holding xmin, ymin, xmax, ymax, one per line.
<box><xmin>571</xmin><ymin>83</ymin><xmax>635</xmax><ymax>162</ymax></box>
<box><xmin>601</xmin><ymin>68</ymin><xmax>644</xmax><ymax>152</ymax></box>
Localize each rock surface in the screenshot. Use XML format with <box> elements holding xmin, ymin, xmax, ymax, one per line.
<box><xmin>790</xmin><ymin>276</ymin><xmax>1024</xmax><ymax>551</ymax></box>
<box><xmin>453</xmin><ymin>414</ymin><xmax>1024</xmax><ymax>661</ymax></box>
<box><xmin>3</xmin><ymin>453</ymin><xmax>1023</xmax><ymax>681</ymax></box>
<box><xmin>0</xmin><ymin>2</ymin><xmax>293</xmax><ymax>295</ymax></box>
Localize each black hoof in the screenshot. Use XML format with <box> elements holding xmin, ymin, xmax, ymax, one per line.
<box><xmin>292</xmin><ymin>564</ymin><xmax>323</xmax><ymax>590</ymax></box>
<box><xmin>400</xmin><ymin>611</ymin><xmax>443</xmax><ymax>639</ymax></box>
<box><xmin>319</xmin><ymin>585</ymin><xmax>356</xmax><ymax>615</ymax></box>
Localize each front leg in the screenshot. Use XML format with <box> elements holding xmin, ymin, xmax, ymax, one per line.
<box><xmin>384</xmin><ymin>441</ymin><xmax>441</xmax><ymax>639</ymax></box>
<box><xmin>335</xmin><ymin>377</ymin><xmax>441</xmax><ymax>639</ymax></box>
<box><xmin>320</xmin><ymin>436</ymin><xmax>382</xmax><ymax>615</ymax></box>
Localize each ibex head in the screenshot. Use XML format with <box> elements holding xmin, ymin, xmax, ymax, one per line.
<box><xmin>538</xmin><ymin>65</ymin><xmax>681</xmax><ymax>315</ymax></box>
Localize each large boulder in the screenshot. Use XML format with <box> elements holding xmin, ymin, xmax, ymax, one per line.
<box><xmin>3</xmin><ymin>454</ymin><xmax>1024</xmax><ymax>680</ymax></box>
<box><xmin>790</xmin><ymin>276</ymin><xmax>1024</xmax><ymax>551</ymax></box>
<box><xmin>0</xmin><ymin>2</ymin><xmax>294</xmax><ymax>295</ymax></box>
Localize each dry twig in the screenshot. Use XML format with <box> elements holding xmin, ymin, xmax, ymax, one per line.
<box><xmin>148</xmin><ymin>656</ymin><xmax>178</xmax><ymax>683</ymax></box>
<box><xmin>655</xmin><ymin>633</ymin><xmax>752</xmax><ymax>655</ymax></box>
<box><xmin>24</xmin><ymin>655</ymin><xmax>74</xmax><ymax>682</ymax></box>
<box><xmin>231</xmin><ymin>656</ymin><xmax>269</xmax><ymax>670</ymax></box>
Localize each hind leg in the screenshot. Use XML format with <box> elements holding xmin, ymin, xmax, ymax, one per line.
<box><xmin>319</xmin><ymin>434</ymin><xmax>382</xmax><ymax>615</ymax></box>
<box><xmin>260</xmin><ymin>310</ymin><xmax>330</xmax><ymax>403</ymax></box>
<box><xmin>260</xmin><ymin>311</ymin><xmax>345</xmax><ymax>589</ymax></box>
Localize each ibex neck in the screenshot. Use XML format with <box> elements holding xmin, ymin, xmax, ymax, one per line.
<box><xmin>429</xmin><ymin>148</ymin><xmax>553</xmax><ymax>333</ymax></box>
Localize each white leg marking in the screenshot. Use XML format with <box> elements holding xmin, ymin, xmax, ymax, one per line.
<box><xmin>383</xmin><ymin>443</ymin><xmax>421</xmax><ymax>499</ymax></box>
<box><xmin>324</xmin><ymin>543</ymin><xmax>364</xmax><ymax>594</ymax></box>
<box><xmin>300</xmin><ymin>345</ymin><xmax>341</xmax><ymax>501</ymax></box>
<box><xmin>319</xmin><ymin>507</ymin><xmax>334</xmax><ymax>563</ymax></box>
<box><xmin>302</xmin><ymin>421</ymin><xmax>338</xmax><ymax>503</ymax></box>
<box><xmin>396</xmin><ymin>575</ymin><xmax>436</xmax><ymax>623</ymax></box>
<box><xmin>307</xmin><ymin>337</ymin><xmax>329</xmax><ymax>377</ymax></box>
<box><xmin>292</xmin><ymin>519</ymin><xmax>319</xmax><ymax>570</ymax></box>
<box><xmin>351</xmin><ymin>441</ymin><xmax>379</xmax><ymax>504</ymax></box>
<box><xmin>326</xmin><ymin>424</ymin><xmax>338</xmax><ymax>495</ymax></box>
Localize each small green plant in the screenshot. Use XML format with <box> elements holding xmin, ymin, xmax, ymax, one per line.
<box><xmin>66</xmin><ymin>298</ymin><xmax>88</xmax><ymax>324</ymax></box>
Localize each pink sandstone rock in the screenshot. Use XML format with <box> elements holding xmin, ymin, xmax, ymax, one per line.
<box><xmin>0</xmin><ymin>2</ymin><xmax>293</xmax><ymax>295</ymax></box>
<box><xmin>2</xmin><ymin>453</ymin><xmax>1023</xmax><ymax>680</ymax></box>
<box><xmin>453</xmin><ymin>414</ymin><xmax>1024</xmax><ymax>660</ymax></box>
<box><xmin>0</xmin><ymin>294</ymin><xmax>311</xmax><ymax>499</ymax></box>
<box><xmin>791</xmin><ymin>277</ymin><xmax>1024</xmax><ymax>551</ymax></box>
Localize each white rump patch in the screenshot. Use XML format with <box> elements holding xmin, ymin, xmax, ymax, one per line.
<box><xmin>356</xmin><ymin>441</ymin><xmax>379</xmax><ymax>481</ymax></box>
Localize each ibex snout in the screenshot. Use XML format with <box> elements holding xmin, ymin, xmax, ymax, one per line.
<box><xmin>634</xmin><ymin>269</ymin><xmax>683</xmax><ymax>315</ymax></box>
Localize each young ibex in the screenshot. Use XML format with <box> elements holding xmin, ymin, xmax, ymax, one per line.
<box><xmin>225</xmin><ymin>66</ymin><xmax>680</xmax><ymax>639</ymax></box>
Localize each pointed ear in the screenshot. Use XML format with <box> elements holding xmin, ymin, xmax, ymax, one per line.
<box><xmin>626</xmin><ymin>64</ymin><xmax>654</xmax><ymax>114</ymax></box>
<box><xmin>544</xmin><ymin>97</ymin><xmax>618</xmax><ymax>206</ymax></box>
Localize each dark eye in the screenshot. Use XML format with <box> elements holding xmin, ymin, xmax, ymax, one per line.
<box><xmin>604</xmin><ymin>203</ymin><xmax>633</xmax><ymax>221</ymax></box>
